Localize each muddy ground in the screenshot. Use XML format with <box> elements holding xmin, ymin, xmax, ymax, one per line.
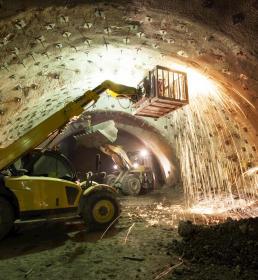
<box><xmin>0</xmin><ymin>188</ymin><xmax>257</xmax><ymax>280</ymax></box>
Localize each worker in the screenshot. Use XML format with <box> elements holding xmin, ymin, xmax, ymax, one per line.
<box><xmin>143</xmin><ymin>76</ymin><xmax>151</xmax><ymax>97</ymax></box>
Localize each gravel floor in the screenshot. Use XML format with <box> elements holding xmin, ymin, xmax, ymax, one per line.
<box><xmin>0</xmin><ymin>188</ymin><xmax>257</xmax><ymax>280</ymax></box>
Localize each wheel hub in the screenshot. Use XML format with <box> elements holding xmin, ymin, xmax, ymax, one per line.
<box><xmin>92</xmin><ymin>199</ymin><xmax>115</xmax><ymax>224</ymax></box>
<box><xmin>99</xmin><ymin>206</ymin><xmax>108</xmax><ymax>216</ymax></box>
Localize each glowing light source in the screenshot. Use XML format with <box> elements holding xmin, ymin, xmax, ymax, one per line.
<box><xmin>140</xmin><ymin>149</ymin><xmax>148</xmax><ymax>157</ymax></box>
<box><xmin>133</xmin><ymin>162</ymin><xmax>139</xmax><ymax>168</ymax></box>
<box><xmin>189</xmin><ymin>196</ymin><xmax>256</xmax><ymax>215</ymax></box>
<box><xmin>168</xmin><ymin>62</ymin><xmax>219</xmax><ymax>98</ymax></box>
<box><xmin>113</xmin><ymin>164</ymin><xmax>118</xmax><ymax>170</ymax></box>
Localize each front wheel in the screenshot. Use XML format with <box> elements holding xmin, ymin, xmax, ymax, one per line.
<box><xmin>81</xmin><ymin>190</ymin><xmax>120</xmax><ymax>231</ymax></box>
<box><xmin>0</xmin><ymin>197</ymin><xmax>15</xmax><ymax>240</ymax></box>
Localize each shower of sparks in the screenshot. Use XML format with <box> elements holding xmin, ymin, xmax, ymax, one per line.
<box><xmin>189</xmin><ymin>195</ymin><xmax>257</xmax><ymax>215</ymax></box>
<box><xmin>164</xmin><ymin>67</ymin><xmax>258</xmax><ymax>219</ymax></box>
<box><xmin>124</xmin><ymin>200</ymin><xmax>258</xmax><ymax>229</ymax></box>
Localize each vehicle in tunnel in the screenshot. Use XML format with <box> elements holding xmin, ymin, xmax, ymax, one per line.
<box><xmin>63</xmin><ymin>131</ymin><xmax>156</xmax><ymax>195</ymax></box>
<box><xmin>101</xmin><ymin>144</ymin><xmax>155</xmax><ymax>195</ymax></box>
<box><xmin>61</xmin><ymin>128</ymin><xmax>166</xmax><ymax>190</ymax></box>
<box><xmin>0</xmin><ymin>72</ymin><xmax>188</xmax><ymax>240</ymax></box>
<box><xmin>105</xmin><ymin>168</ymin><xmax>154</xmax><ymax>196</ymax></box>
<box><xmin>0</xmin><ymin>80</ymin><xmax>141</xmax><ymax>240</ymax></box>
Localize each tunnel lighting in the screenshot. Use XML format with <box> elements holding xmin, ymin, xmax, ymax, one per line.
<box><xmin>133</xmin><ymin>162</ymin><xmax>139</xmax><ymax>168</ymax></box>
<box><xmin>140</xmin><ymin>149</ymin><xmax>148</xmax><ymax>157</ymax></box>
<box><xmin>113</xmin><ymin>164</ymin><xmax>118</xmax><ymax>170</ymax></box>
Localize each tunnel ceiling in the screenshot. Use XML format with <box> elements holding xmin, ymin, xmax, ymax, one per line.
<box><xmin>0</xmin><ymin>0</ymin><xmax>258</xmax><ymax>148</ymax></box>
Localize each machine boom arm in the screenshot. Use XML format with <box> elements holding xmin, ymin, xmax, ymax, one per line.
<box><xmin>0</xmin><ymin>81</ymin><xmax>138</xmax><ymax>170</ymax></box>
<box><xmin>100</xmin><ymin>144</ymin><xmax>133</xmax><ymax>170</ymax></box>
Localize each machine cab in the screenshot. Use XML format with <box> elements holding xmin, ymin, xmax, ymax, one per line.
<box><xmin>12</xmin><ymin>149</ymin><xmax>77</xmax><ymax>182</ymax></box>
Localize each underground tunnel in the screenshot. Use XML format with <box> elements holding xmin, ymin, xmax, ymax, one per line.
<box><xmin>0</xmin><ymin>0</ymin><xmax>257</xmax><ymax>279</ymax></box>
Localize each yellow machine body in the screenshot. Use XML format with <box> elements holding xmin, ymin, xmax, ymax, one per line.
<box><xmin>4</xmin><ymin>176</ymin><xmax>82</xmax><ymax>213</ymax></box>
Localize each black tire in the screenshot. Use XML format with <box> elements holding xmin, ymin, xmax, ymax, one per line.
<box><xmin>121</xmin><ymin>174</ymin><xmax>141</xmax><ymax>195</ymax></box>
<box><xmin>81</xmin><ymin>190</ymin><xmax>120</xmax><ymax>231</ymax></box>
<box><xmin>0</xmin><ymin>197</ymin><xmax>15</xmax><ymax>240</ymax></box>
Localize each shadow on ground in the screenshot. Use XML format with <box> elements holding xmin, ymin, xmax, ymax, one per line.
<box><xmin>0</xmin><ymin>218</ymin><xmax>121</xmax><ymax>260</ymax></box>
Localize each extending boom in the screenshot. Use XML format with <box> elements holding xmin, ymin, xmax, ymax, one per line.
<box><xmin>0</xmin><ymin>81</ymin><xmax>138</xmax><ymax>170</ymax></box>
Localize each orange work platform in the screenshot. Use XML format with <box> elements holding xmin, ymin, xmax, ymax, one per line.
<box><xmin>133</xmin><ymin>65</ymin><xmax>189</xmax><ymax>118</ymax></box>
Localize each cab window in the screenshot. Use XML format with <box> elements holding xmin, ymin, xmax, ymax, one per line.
<box><xmin>32</xmin><ymin>154</ymin><xmax>73</xmax><ymax>179</ymax></box>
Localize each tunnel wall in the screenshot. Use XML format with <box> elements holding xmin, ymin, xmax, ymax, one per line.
<box><xmin>0</xmin><ymin>0</ymin><xmax>258</xmax><ymax>149</ymax></box>
<box><xmin>0</xmin><ymin>1</ymin><xmax>257</xmax><ymax>205</ymax></box>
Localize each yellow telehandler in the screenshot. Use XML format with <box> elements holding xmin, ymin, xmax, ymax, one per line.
<box><xmin>0</xmin><ymin>66</ymin><xmax>188</xmax><ymax>239</ymax></box>
<box><xmin>0</xmin><ymin>81</ymin><xmax>140</xmax><ymax>239</ymax></box>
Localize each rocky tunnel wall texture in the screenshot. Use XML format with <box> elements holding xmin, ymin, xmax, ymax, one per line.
<box><xmin>0</xmin><ymin>0</ymin><xmax>257</xmax><ymax>206</ymax></box>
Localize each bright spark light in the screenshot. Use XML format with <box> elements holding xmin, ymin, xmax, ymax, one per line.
<box><xmin>243</xmin><ymin>166</ymin><xmax>258</xmax><ymax>177</ymax></box>
<box><xmin>133</xmin><ymin>162</ymin><xmax>139</xmax><ymax>168</ymax></box>
<box><xmin>113</xmin><ymin>164</ymin><xmax>118</xmax><ymax>170</ymax></box>
<box><xmin>69</xmin><ymin>46</ymin><xmax>257</xmax><ymax>218</ymax></box>
<box><xmin>189</xmin><ymin>195</ymin><xmax>256</xmax><ymax>215</ymax></box>
<box><xmin>187</xmin><ymin>70</ymin><xmax>218</xmax><ymax>97</ymax></box>
<box><xmin>166</xmin><ymin>63</ymin><xmax>258</xmax><ymax>217</ymax></box>
<box><xmin>169</xmin><ymin>63</ymin><xmax>219</xmax><ymax>98</ymax></box>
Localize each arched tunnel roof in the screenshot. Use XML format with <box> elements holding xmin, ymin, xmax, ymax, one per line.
<box><xmin>0</xmin><ymin>0</ymin><xmax>257</xmax><ymax>148</ymax></box>
<box><xmin>48</xmin><ymin>110</ymin><xmax>180</xmax><ymax>185</ymax></box>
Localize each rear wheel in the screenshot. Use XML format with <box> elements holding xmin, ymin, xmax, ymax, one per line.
<box><xmin>121</xmin><ymin>174</ymin><xmax>141</xmax><ymax>195</ymax></box>
<box><xmin>0</xmin><ymin>197</ymin><xmax>15</xmax><ymax>240</ymax></box>
<box><xmin>81</xmin><ymin>190</ymin><xmax>120</xmax><ymax>231</ymax></box>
